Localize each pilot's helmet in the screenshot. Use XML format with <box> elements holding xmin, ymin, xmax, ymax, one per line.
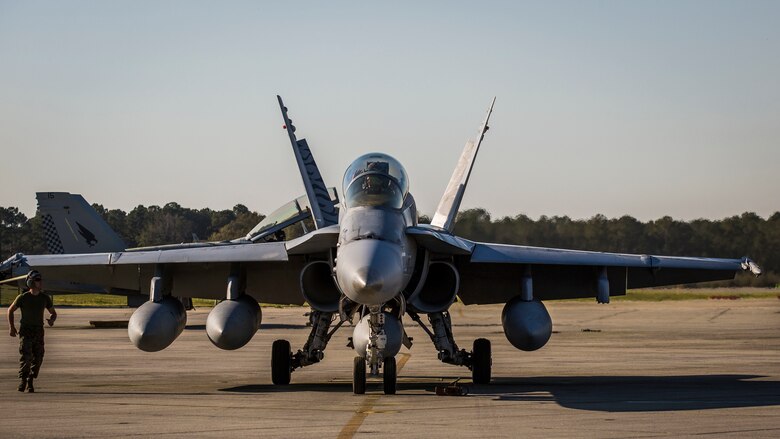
<box><xmin>26</xmin><ymin>270</ymin><xmax>42</xmax><ymax>288</ymax></box>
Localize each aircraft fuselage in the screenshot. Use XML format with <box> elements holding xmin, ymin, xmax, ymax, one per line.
<box><xmin>336</xmin><ymin>207</ymin><xmax>416</xmax><ymax>306</ymax></box>
<box><xmin>335</xmin><ymin>152</ymin><xmax>417</xmax><ymax>308</ymax></box>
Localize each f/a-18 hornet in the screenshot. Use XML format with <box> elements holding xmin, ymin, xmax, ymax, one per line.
<box><xmin>0</xmin><ymin>96</ymin><xmax>762</xmax><ymax>394</ymax></box>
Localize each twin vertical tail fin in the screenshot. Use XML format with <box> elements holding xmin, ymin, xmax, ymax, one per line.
<box><xmin>277</xmin><ymin>95</ymin><xmax>339</xmax><ymax>228</ymax></box>
<box><xmin>431</xmin><ymin>97</ymin><xmax>496</xmax><ymax>232</ymax></box>
<box><xmin>36</xmin><ymin>192</ymin><xmax>126</xmax><ymax>254</ymax></box>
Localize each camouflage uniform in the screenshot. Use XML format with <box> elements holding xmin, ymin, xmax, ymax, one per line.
<box><xmin>19</xmin><ymin>325</ymin><xmax>45</xmax><ymax>380</ymax></box>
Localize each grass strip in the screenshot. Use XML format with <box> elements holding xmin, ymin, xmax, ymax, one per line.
<box><xmin>2</xmin><ymin>286</ymin><xmax>778</xmax><ymax>307</ymax></box>
<box><xmin>566</xmin><ymin>287</ymin><xmax>779</xmax><ymax>302</ymax></box>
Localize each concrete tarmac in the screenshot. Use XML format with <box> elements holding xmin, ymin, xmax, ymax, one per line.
<box><xmin>2</xmin><ymin>299</ymin><xmax>779</xmax><ymax>438</ymax></box>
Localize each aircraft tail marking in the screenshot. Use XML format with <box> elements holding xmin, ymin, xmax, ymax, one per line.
<box><xmin>41</xmin><ymin>213</ymin><xmax>66</xmax><ymax>254</ymax></box>
<box><xmin>36</xmin><ymin>192</ymin><xmax>126</xmax><ymax>254</ymax></box>
<box><xmin>277</xmin><ymin>95</ymin><xmax>338</xmax><ymax>228</ymax></box>
<box><xmin>296</xmin><ymin>138</ymin><xmax>339</xmax><ymax>225</ymax></box>
<box><xmin>431</xmin><ymin>97</ymin><xmax>496</xmax><ymax>232</ymax></box>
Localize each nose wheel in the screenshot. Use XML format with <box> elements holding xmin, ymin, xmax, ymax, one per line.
<box><xmin>272</xmin><ymin>339</ymin><xmax>292</xmax><ymax>385</ymax></box>
<box><xmin>471</xmin><ymin>338</ymin><xmax>491</xmax><ymax>384</ymax></box>
<box><xmin>352</xmin><ymin>356</ymin><xmax>398</xmax><ymax>394</ymax></box>
<box><xmin>353</xmin><ymin>356</ymin><xmax>366</xmax><ymax>394</ymax></box>
<box><xmin>383</xmin><ymin>356</ymin><xmax>397</xmax><ymax>394</ymax></box>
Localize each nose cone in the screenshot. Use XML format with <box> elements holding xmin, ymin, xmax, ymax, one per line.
<box><xmin>336</xmin><ymin>239</ymin><xmax>405</xmax><ymax>306</ymax></box>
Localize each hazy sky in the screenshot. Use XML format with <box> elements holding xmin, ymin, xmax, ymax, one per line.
<box><xmin>1</xmin><ymin>1</ymin><xmax>778</xmax><ymax>221</ymax></box>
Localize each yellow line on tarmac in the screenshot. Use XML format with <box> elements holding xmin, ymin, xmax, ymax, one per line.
<box><xmin>338</xmin><ymin>353</ymin><xmax>411</xmax><ymax>439</ymax></box>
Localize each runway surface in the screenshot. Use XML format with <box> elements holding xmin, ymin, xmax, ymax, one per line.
<box><xmin>2</xmin><ymin>299</ymin><xmax>779</xmax><ymax>438</ymax></box>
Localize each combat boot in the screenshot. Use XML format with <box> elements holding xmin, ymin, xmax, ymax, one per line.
<box><xmin>26</xmin><ymin>377</ymin><xmax>34</xmax><ymax>393</ymax></box>
<box><xmin>17</xmin><ymin>378</ymin><xmax>27</xmax><ymax>392</ymax></box>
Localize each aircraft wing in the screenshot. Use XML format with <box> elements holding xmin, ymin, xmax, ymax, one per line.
<box><xmin>408</xmin><ymin>226</ymin><xmax>760</xmax><ymax>305</ymax></box>
<box><xmin>7</xmin><ymin>242</ymin><xmax>308</xmax><ymax>305</ymax></box>
<box><xmin>25</xmin><ymin>242</ymin><xmax>288</xmax><ymax>265</ymax></box>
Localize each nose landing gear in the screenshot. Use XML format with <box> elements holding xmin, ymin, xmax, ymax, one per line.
<box><xmin>351</xmin><ymin>306</ymin><xmax>403</xmax><ymax>395</ymax></box>
<box><xmin>352</xmin><ymin>355</ymin><xmax>397</xmax><ymax>395</ymax></box>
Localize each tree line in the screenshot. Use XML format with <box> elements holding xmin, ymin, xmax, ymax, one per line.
<box><xmin>1</xmin><ymin>204</ymin><xmax>777</xmax><ymax>287</ymax></box>
<box><xmin>451</xmin><ymin>209</ymin><xmax>779</xmax><ymax>286</ymax></box>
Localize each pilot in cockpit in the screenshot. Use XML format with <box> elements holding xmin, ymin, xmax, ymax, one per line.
<box><xmin>361</xmin><ymin>174</ymin><xmax>393</xmax><ymax>195</ymax></box>
<box><xmin>343</xmin><ymin>154</ymin><xmax>408</xmax><ymax>209</ymax></box>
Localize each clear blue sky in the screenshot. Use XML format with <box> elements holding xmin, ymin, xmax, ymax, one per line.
<box><xmin>1</xmin><ymin>0</ymin><xmax>778</xmax><ymax>221</ymax></box>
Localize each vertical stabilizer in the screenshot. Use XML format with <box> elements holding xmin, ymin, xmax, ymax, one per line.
<box><xmin>277</xmin><ymin>95</ymin><xmax>339</xmax><ymax>228</ymax></box>
<box><xmin>36</xmin><ymin>192</ymin><xmax>126</xmax><ymax>254</ymax></box>
<box><xmin>431</xmin><ymin>97</ymin><xmax>496</xmax><ymax>232</ymax></box>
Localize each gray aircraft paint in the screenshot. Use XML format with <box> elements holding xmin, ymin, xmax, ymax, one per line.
<box><xmin>0</xmin><ymin>96</ymin><xmax>762</xmax><ymax>393</ymax></box>
<box><xmin>431</xmin><ymin>97</ymin><xmax>495</xmax><ymax>232</ymax></box>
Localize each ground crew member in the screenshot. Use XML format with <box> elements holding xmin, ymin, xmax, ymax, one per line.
<box><xmin>7</xmin><ymin>270</ymin><xmax>57</xmax><ymax>392</ymax></box>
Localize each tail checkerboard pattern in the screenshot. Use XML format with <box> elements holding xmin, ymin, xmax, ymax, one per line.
<box><xmin>41</xmin><ymin>214</ymin><xmax>65</xmax><ymax>254</ymax></box>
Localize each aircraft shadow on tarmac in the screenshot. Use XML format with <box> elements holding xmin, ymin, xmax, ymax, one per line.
<box><xmin>223</xmin><ymin>375</ymin><xmax>780</xmax><ymax>412</ymax></box>
<box><xmin>475</xmin><ymin>375</ymin><xmax>780</xmax><ymax>412</ymax></box>
<box><xmin>223</xmin><ymin>382</ymin><xmax>356</xmax><ymax>393</ymax></box>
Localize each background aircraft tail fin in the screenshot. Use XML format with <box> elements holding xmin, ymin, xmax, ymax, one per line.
<box><xmin>431</xmin><ymin>97</ymin><xmax>496</xmax><ymax>232</ymax></box>
<box><xmin>36</xmin><ymin>192</ymin><xmax>126</xmax><ymax>254</ymax></box>
<box><xmin>277</xmin><ymin>95</ymin><xmax>339</xmax><ymax>228</ymax></box>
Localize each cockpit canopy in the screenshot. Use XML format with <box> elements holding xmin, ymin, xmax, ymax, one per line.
<box><xmin>342</xmin><ymin>153</ymin><xmax>409</xmax><ymax>209</ymax></box>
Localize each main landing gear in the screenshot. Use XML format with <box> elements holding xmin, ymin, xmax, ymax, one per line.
<box><xmin>471</xmin><ymin>338</ymin><xmax>491</xmax><ymax>385</ymax></box>
<box><xmin>271</xmin><ymin>310</ymin><xmax>345</xmax><ymax>385</ymax></box>
<box><xmin>409</xmin><ymin>310</ymin><xmax>492</xmax><ymax>385</ymax></box>
<box><xmin>271</xmin><ymin>339</ymin><xmax>292</xmax><ymax>385</ymax></box>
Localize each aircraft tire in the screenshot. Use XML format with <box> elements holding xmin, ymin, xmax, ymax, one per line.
<box><xmin>383</xmin><ymin>356</ymin><xmax>397</xmax><ymax>395</ymax></box>
<box><xmin>272</xmin><ymin>339</ymin><xmax>292</xmax><ymax>385</ymax></box>
<box><xmin>353</xmin><ymin>356</ymin><xmax>366</xmax><ymax>394</ymax></box>
<box><xmin>472</xmin><ymin>338</ymin><xmax>491</xmax><ymax>385</ymax></box>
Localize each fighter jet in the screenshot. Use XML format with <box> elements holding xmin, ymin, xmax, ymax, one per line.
<box><xmin>0</xmin><ymin>96</ymin><xmax>762</xmax><ymax>394</ymax></box>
